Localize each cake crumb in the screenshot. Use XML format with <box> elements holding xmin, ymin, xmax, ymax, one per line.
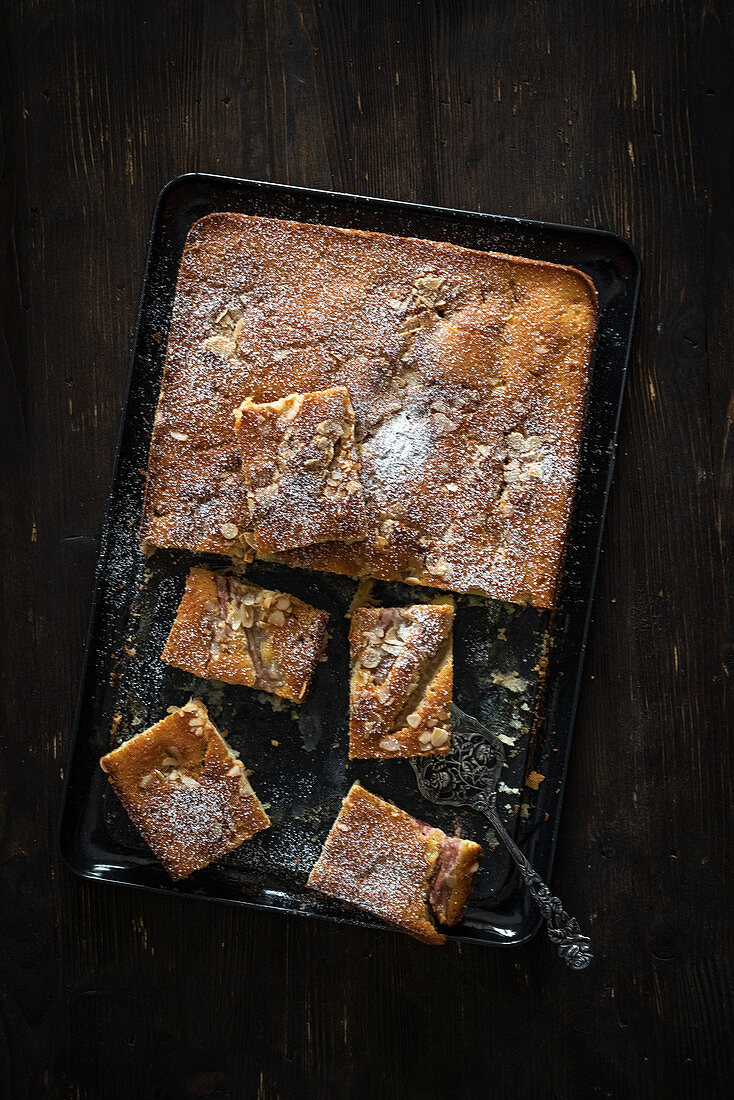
<box><xmin>491</xmin><ymin>670</ymin><xmax>528</xmax><ymax>693</ymax></box>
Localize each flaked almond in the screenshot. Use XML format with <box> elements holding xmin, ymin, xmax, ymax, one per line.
<box><xmin>169</xmin><ymin>430</ymin><xmax>188</xmax><ymax>441</ymax></box>
<box><xmin>227</xmin><ymin>765</ymin><xmax>241</xmax><ymax>777</ymax></box>
<box><xmin>202</xmin><ymin>333</ymin><xmax>235</xmax><ymax>358</ymax></box>
<box><xmin>219</xmin><ymin>522</ymin><xmax>239</xmax><ymax>539</ymax></box>
<box><xmin>433</xmin><ymin>412</ymin><xmax>456</xmax><ymax>434</ymax></box>
<box><xmin>161</xmin><ymin>756</ymin><xmax>179</xmax><ymax>768</ymax></box>
<box><xmin>430</xmin><ymin>558</ymin><xmax>451</xmax><ymax>578</ymax></box>
<box><xmin>241</xmin><ymin>591</ymin><xmax>256</xmax><ymax>605</ymax></box>
<box><xmin>468</xmin><ymin>862</ymin><xmax>480</xmax><ymax>873</ymax></box>
<box><xmin>140</xmin><ymin>774</ymin><xmax>153</xmax><ymax>788</ymax></box>
<box><xmin>269</xmin><ymin>609</ymin><xmax>285</xmax><ymax>627</ymax></box>
<box><xmin>431</xmin><ymin>728</ymin><xmax>450</xmax><ymax>747</ymax></box>
<box><xmin>379</xmin><ymin>737</ymin><xmax>400</xmax><ymax>752</ymax></box>
<box><xmin>275</xmin><ymin>597</ymin><xmax>291</xmax><ymax>611</ymax></box>
<box><xmin>418</xmin><ymin>730</ymin><xmax>433</xmax><ymax>744</ymax></box>
<box><xmin>406</xmin><ymin>713</ymin><xmax>421</xmax><ymax>729</ymax></box>
<box><xmin>179</xmin><ymin>774</ymin><xmax>200</xmax><ymax>788</ymax></box>
<box><xmin>336</xmin><ymin>822</ymin><xmax>351</xmax><ymax>832</ymax></box>
<box><xmin>317</xmin><ymin>419</ymin><xmax>344</xmax><ymax>437</ymax></box>
<box><xmin>397</xmin><ymin>622</ymin><xmax>412</xmax><ymax>641</ymax></box>
<box><xmin>361</xmin><ymin>648</ymin><xmax>381</xmax><ymax>669</ymax></box>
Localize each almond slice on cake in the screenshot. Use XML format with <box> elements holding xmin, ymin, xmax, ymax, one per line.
<box><xmin>348</xmin><ymin>602</ymin><xmax>453</xmax><ymax>759</ymax></box>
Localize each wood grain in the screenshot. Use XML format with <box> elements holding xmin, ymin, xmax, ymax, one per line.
<box><xmin>0</xmin><ymin>1</ymin><xmax>731</xmax><ymax>1097</ymax></box>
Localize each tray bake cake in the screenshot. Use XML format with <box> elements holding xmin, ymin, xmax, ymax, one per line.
<box><xmin>99</xmin><ymin>699</ymin><xmax>270</xmax><ymax>879</ymax></box>
<box><xmin>161</xmin><ymin>567</ymin><xmax>330</xmax><ymax>702</ymax></box>
<box><xmin>349</xmin><ymin>603</ymin><xmax>453</xmax><ymax>759</ymax></box>
<box><xmin>233</xmin><ymin>386</ymin><xmax>367</xmax><ymax>552</ymax></box>
<box><xmin>307</xmin><ymin>783</ymin><xmax>481</xmax><ymax>944</ymax></box>
<box><xmin>141</xmin><ymin>212</ymin><xmax>598</xmax><ymax>608</ymax></box>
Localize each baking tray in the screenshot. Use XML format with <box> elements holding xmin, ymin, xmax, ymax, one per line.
<box><xmin>58</xmin><ymin>174</ymin><xmax>640</xmax><ymax>947</ymax></box>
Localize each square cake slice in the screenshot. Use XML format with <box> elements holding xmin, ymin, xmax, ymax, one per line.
<box><xmin>161</xmin><ymin>567</ymin><xmax>330</xmax><ymax>703</ymax></box>
<box><xmin>349</xmin><ymin>603</ymin><xmax>453</xmax><ymax>758</ymax></box>
<box><xmin>307</xmin><ymin>783</ymin><xmax>481</xmax><ymax>944</ymax></box>
<box><xmin>233</xmin><ymin>387</ymin><xmax>367</xmax><ymax>552</ymax></box>
<box><xmin>99</xmin><ymin>699</ymin><xmax>270</xmax><ymax>880</ymax></box>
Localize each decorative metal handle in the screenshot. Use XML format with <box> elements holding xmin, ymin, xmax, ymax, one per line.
<box><xmin>479</xmin><ymin>794</ymin><xmax>592</xmax><ymax>970</ymax></box>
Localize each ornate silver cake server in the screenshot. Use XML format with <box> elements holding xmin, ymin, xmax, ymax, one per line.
<box><xmin>410</xmin><ymin>704</ymin><xmax>592</xmax><ymax>969</ymax></box>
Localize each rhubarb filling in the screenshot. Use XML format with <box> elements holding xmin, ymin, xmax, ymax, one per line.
<box><xmin>428</xmin><ymin>834</ymin><xmax>465</xmax><ymax>924</ymax></box>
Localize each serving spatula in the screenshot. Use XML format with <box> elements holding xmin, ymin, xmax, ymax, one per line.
<box><xmin>410</xmin><ymin>703</ymin><xmax>592</xmax><ymax>969</ymax></box>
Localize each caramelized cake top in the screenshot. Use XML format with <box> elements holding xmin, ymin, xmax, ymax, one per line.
<box><xmin>99</xmin><ymin>700</ymin><xmax>270</xmax><ymax>879</ymax></box>
<box><xmin>233</xmin><ymin>386</ymin><xmax>366</xmax><ymax>552</ymax></box>
<box><xmin>348</xmin><ymin>604</ymin><xmax>453</xmax><ymax>759</ymax></box>
<box><xmin>142</xmin><ymin>213</ymin><xmax>597</xmax><ymax>607</ymax></box>
<box><xmin>307</xmin><ymin>783</ymin><xmax>447</xmax><ymax>945</ymax></box>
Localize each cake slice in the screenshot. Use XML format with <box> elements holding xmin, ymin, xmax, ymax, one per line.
<box><xmin>233</xmin><ymin>387</ymin><xmax>367</xmax><ymax>552</ymax></box>
<box><xmin>307</xmin><ymin>783</ymin><xmax>481</xmax><ymax>944</ymax></box>
<box><xmin>161</xmin><ymin>567</ymin><xmax>330</xmax><ymax>703</ymax></box>
<box><xmin>99</xmin><ymin>699</ymin><xmax>270</xmax><ymax>880</ymax></box>
<box><xmin>348</xmin><ymin>603</ymin><xmax>453</xmax><ymax>758</ymax></box>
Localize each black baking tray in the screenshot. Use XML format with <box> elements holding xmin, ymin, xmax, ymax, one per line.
<box><xmin>58</xmin><ymin>174</ymin><xmax>640</xmax><ymax>947</ymax></box>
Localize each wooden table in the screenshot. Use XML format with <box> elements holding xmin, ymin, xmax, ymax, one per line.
<box><xmin>1</xmin><ymin>2</ymin><xmax>731</xmax><ymax>1096</ymax></box>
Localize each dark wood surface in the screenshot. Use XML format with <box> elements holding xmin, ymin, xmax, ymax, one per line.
<box><xmin>1</xmin><ymin>2</ymin><xmax>731</xmax><ymax>1097</ymax></box>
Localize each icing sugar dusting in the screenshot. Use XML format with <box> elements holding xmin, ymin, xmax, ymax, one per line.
<box><xmin>363</xmin><ymin>407</ymin><xmax>433</xmax><ymax>497</ymax></box>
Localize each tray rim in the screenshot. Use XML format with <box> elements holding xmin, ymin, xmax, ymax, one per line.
<box><xmin>58</xmin><ymin>171</ymin><xmax>641</xmax><ymax>949</ymax></box>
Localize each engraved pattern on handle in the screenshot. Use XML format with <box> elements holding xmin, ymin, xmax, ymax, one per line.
<box><xmin>476</xmin><ymin>791</ymin><xmax>593</xmax><ymax>970</ymax></box>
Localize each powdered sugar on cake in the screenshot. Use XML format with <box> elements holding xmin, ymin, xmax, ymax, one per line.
<box><xmin>141</xmin><ymin>213</ymin><xmax>597</xmax><ymax>608</ymax></box>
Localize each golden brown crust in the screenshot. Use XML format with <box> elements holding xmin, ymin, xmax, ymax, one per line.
<box><xmin>307</xmin><ymin>784</ymin><xmax>447</xmax><ymax>945</ymax></box>
<box><xmin>233</xmin><ymin>387</ymin><xmax>367</xmax><ymax>552</ymax></box>
<box><xmin>161</xmin><ymin>567</ymin><xmax>330</xmax><ymax>703</ymax></box>
<box><xmin>348</xmin><ymin>604</ymin><xmax>453</xmax><ymax>759</ymax></box>
<box><xmin>99</xmin><ymin>699</ymin><xmax>270</xmax><ymax>880</ymax></box>
<box><xmin>141</xmin><ymin>212</ymin><xmax>598</xmax><ymax>608</ymax></box>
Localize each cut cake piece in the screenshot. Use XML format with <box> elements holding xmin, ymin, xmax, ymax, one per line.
<box><xmin>307</xmin><ymin>783</ymin><xmax>481</xmax><ymax>945</ymax></box>
<box><xmin>161</xmin><ymin>567</ymin><xmax>330</xmax><ymax>703</ymax></box>
<box><xmin>233</xmin><ymin>386</ymin><xmax>367</xmax><ymax>553</ymax></box>
<box><xmin>348</xmin><ymin>603</ymin><xmax>453</xmax><ymax>758</ymax></box>
<box><xmin>99</xmin><ymin>699</ymin><xmax>270</xmax><ymax>880</ymax></box>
